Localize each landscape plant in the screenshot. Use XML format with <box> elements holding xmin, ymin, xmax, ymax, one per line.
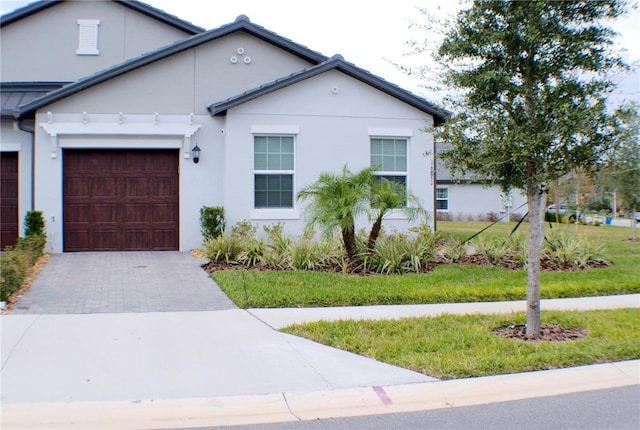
<box><xmin>429</xmin><ymin>0</ymin><xmax>630</xmax><ymax>337</ymax></box>
<box><xmin>199</xmin><ymin>206</ymin><xmax>226</xmax><ymax>242</ymax></box>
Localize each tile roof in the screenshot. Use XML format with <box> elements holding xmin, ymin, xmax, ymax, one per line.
<box><xmin>0</xmin><ymin>0</ymin><xmax>204</xmax><ymax>34</ymax></box>
<box><xmin>0</xmin><ymin>82</ymin><xmax>67</xmax><ymax>119</ymax></box>
<box><xmin>208</xmin><ymin>54</ymin><xmax>449</xmax><ymax>125</ymax></box>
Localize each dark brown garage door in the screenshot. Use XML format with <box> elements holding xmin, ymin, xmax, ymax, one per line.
<box><xmin>63</xmin><ymin>149</ymin><xmax>179</xmax><ymax>251</ymax></box>
<box><xmin>1</xmin><ymin>152</ymin><xmax>19</xmax><ymax>249</ymax></box>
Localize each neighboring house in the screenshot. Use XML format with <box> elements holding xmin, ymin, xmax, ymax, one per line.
<box><xmin>1</xmin><ymin>0</ymin><xmax>203</xmax><ymax>249</ymax></box>
<box><xmin>1</xmin><ymin>0</ymin><xmax>448</xmax><ymax>253</ymax></box>
<box><xmin>434</xmin><ymin>142</ymin><xmax>527</xmax><ymax>222</ymax></box>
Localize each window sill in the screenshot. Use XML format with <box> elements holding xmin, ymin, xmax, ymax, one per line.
<box><xmin>250</xmin><ymin>209</ymin><xmax>300</xmax><ymax>220</ymax></box>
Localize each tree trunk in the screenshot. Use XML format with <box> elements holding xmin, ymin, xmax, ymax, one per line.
<box><xmin>631</xmin><ymin>208</ymin><xmax>637</xmax><ymax>241</ymax></box>
<box><xmin>526</xmin><ymin>184</ymin><xmax>546</xmax><ymax>338</ymax></box>
<box><xmin>367</xmin><ymin>216</ymin><xmax>383</xmax><ymax>252</ymax></box>
<box><xmin>342</xmin><ymin>223</ymin><xmax>357</xmax><ymax>263</ymax></box>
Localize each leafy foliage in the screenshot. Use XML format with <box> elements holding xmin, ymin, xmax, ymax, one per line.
<box><xmin>200</xmin><ymin>206</ymin><xmax>226</xmax><ymax>242</ymax></box>
<box><xmin>23</xmin><ymin>211</ymin><xmax>45</xmax><ymax>237</ymax></box>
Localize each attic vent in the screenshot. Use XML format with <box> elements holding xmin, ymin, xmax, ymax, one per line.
<box><xmin>76</xmin><ymin>19</ymin><xmax>100</xmax><ymax>55</ymax></box>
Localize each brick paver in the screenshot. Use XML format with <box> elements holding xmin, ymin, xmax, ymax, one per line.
<box><xmin>11</xmin><ymin>252</ymin><xmax>237</xmax><ymax>314</ymax></box>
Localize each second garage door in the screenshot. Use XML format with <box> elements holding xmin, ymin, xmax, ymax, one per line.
<box><xmin>63</xmin><ymin>149</ymin><xmax>179</xmax><ymax>251</ymax></box>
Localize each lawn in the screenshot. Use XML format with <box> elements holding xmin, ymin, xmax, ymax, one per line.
<box><xmin>283</xmin><ymin>308</ymin><xmax>640</xmax><ymax>379</ymax></box>
<box><xmin>211</xmin><ymin>222</ymin><xmax>640</xmax><ymax>308</ymax></box>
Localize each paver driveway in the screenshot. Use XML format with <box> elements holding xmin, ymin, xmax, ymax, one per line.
<box><xmin>11</xmin><ymin>252</ymin><xmax>236</xmax><ymax>314</ymax></box>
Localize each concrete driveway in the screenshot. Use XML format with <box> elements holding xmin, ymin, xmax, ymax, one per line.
<box><xmin>10</xmin><ymin>252</ymin><xmax>236</xmax><ymax>314</ymax></box>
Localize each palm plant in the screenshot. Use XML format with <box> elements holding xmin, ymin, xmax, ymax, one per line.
<box><xmin>297</xmin><ymin>166</ymin><xmax>370</xmax><ymax>262</ymax></box>
<box><xmin>367</xmin><ymin>177</ymin><xmax>428</xmax><ymax>251</ymax></box>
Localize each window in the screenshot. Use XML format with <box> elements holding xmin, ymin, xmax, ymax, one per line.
<box><xmin>254</xmin><ymin>135</ymin><xmax>294</xmax><ymax>208</ymax></box>
<box><xmin>371</xmin><ymin>137</ymin><xmax>408</xmax><ymax>190</ymax></box>
<box><xmin>436</xmin><ymin>187</ymin><xmax>449</xmax><ymax>210</ymax></box>
<box><xmin>77</xmin><ymin>19</ymin><xmax>100</xmax><ymax>55</ymax></box>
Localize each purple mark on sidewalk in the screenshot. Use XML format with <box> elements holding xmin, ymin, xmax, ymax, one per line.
<box><xmin>372</xmin><ymin>385</ymin><xmax>392</xmax><ymax>405</ymax></box>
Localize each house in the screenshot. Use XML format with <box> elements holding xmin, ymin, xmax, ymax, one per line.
<box><xmin>434</xmin><ymin>142</ymin><xmax>527</xmax><ymax>222</ymax></box>
<box><xmin>1</xmin><ymin>0</ymin><xmax>448</xmax><ymax>253</ymax></box>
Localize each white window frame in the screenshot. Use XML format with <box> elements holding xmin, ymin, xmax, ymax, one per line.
<box><xmin>370</xmin><ymin>136</ymin><xmax>409</xmax><ymax>211</ymax></box>
<box><xmin>251</xmin><ymin>133</ymin><xmax>299</xmax><ymax>219</ymax></box>
<box><xmin>76</xmin><ymin>19</ymin><xmax>100</xmax><ymax>55</ymax></box>
<box><xmin>436</xmin><ymin>187</ymin><xmax>449</xmax><ymax>211</ymax></box>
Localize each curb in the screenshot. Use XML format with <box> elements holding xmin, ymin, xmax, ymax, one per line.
<box><xmin>3</xmin><ymin>360</ymin><xmax>638</xmax><ymax>430</ymax></box>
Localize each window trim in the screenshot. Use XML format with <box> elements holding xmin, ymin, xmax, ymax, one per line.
<box><xmin>436</xmin><ymin>186</ymin><xmax>449</xmax><ymax>211</ymax></box>
<box><xmin>252</xmin><ymin>134</ymin><xmax>296</xmax><ymax>211</ymax></box>
<box><xmin>370</xmin><ymin>136</ymin><xmax>410</xmax><ymax>198</ymax></box>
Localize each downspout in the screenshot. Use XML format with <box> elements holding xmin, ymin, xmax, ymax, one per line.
<box><xmin>17</xmin><ymin>118</ymin><xmax>35</xmax><ymax>211</ymax></box>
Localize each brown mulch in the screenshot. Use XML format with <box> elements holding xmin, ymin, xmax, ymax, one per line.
<box><xmin>2</xmin><ymin>252</ymin><xmax>51</xmax><ymax>314</ymax></box>
<box><xmin>494</xmin><ymin>323</ymin><xmax>587</xmax><ymax>342</ymax></box>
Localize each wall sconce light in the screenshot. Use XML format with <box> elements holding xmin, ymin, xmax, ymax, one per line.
<box><xmin>191</xmin><ymin>143</ymin><xmax>201</xmax><ymax>164</ymax></box>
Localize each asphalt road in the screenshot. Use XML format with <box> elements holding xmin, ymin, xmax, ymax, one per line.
<box><xmin>205</xmin><ymin>385</ymin><xmax>640</xmax><ymax>430</ymax></box>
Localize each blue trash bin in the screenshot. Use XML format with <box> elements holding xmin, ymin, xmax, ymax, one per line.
<box><xmin>605</xmin><ymin>217</ymin><xmax>612</xmax><ymax>225</ymax></box>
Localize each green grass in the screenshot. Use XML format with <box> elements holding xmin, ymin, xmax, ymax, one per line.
<box><xmin>282</xmin><ymin>308</ymin><xmax>640</xmax><ymax>379</ymax></box>
<box><xmin>211</xmin><ymin>222</ymin><xmax>639</xmax><ymax>308</ymax></box>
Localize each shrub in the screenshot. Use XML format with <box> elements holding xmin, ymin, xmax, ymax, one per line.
<box><xmin>24</xmin><ymin>210</ymin><xmax>45</xmax><ymax>237</ymax></box>
<box><xmin>369</xmin><ymin>226</ymin><xmax>437</xmax><ymax>274</ymax></box>
<box><xmin>200</xmin><ymin>206</ymin><xmax>226</xmax><ymax>241</ymax></box>
<box><xmin>472</xmin><ymin>236</ymin><xmax>507</xmax><ymax>264</ymax></box>
<box><xmin>439</xmin><ymin>236</ymin><xmax>467</xmax><ymax>263</ymax></box>
<box><xmin>544</xmin><ymin>230</ymin><xmax>607</xmax><ymax>268</ymax></box>
<box><xmin>0</xmin><ymin>233</ymin><xmax>46</xmax><ymax>302</ymax></box>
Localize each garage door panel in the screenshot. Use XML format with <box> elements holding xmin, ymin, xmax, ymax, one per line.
<box><xmin>123</xmin><ymin>204</ymin><xmax>149</xmax><ymax>223</ymax></box>
<box><xmin>152</xmin><ymin>203</ymin><xmax>178</xmax><ymax>222</ymax></box>
<box><xmin>93</xmin><ymin>230</ymin><xmax>120</xmax><ymax>250</ymax></box>
<box><xmin>124</xmin><ymin>177</ymin><xmax>149</xmax><ymax>197</ymax></box>
<box><xmin>65</xmin><ymin>204</ymin><xmax>91</xmax><ymax>223</ymax></box>
<box><xmin>94</xmin><ymin>177</ymin><xmax>118</xmax><ymax>197</ymax></box>
<box><xmin>152</xmin><ymin>230</ymin><xmax>177</xmax><ymax>250</ymax></box>
<box><xmin>122</xmin><ymin>230</ymin><xmax>146</xmax><ymax>250</ymax></box>
<box><xmin>64</xmin><ymin>149</ymin><xmax>179</xmax><ymax>251</ymax></box>
<box><xmin>153</xmin><ymin>178</ymin><xmax>178</xmax><ymax>196</ymax></box>
<box><xmin>65</xmin><ymin>178</ymin><xmax>90</xmax><ymax>198</ymax></box>
<box><xmin>92</xmin><ymin>204</ymin><xmax>119</xmax><ymax>223</ymax></box>
<box><xmin>64</xmin><ymin>230</ymin><xmax>91</xmax><ymax>251</ymax></box>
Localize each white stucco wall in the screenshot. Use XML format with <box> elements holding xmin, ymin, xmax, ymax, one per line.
<box><xmin>220</xmin><ymin>71</ymin><xmax>435</xmax><ymax>237</ymax></box>
<box><xmin>438</xmin><ymin>183</ymin><xmax>527</xmax><ymax>220</ymax></box>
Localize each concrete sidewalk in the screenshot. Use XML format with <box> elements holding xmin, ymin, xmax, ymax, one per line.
<box><xmin>2</xmin><ymin>295</ymin><xmax>639</xmax><ymax>429</ymax></box>
<box><xmin>249</xmin><ymin>294</ymin><xmax>640</xmax><ymax>329</ymax></box>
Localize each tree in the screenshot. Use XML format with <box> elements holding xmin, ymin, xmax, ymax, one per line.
<box><xmin>608</xmin><ymin>103</ymin><xmax>640</xmax><ymax>239</ymax></box>
<box><xmin>431</xmin><ymin>0</ymin><xmax>628</xmax><ymax>337</ymax></box>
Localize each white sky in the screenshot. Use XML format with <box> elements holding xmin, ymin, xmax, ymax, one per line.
<box><xmin>2</xmin><ymin>0</ymin><xmax>638</xmax><ymax>105</ymax></box>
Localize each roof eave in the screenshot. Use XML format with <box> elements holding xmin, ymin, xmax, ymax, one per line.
<box><xmin>210</xmin><ymin>59</ymin><xmax>451</xmax><ymax>124</ymax></box>
<box><xmin>0</xmin><ymin>1</ymin><xmax>60</xmax><ymax>26</ymax></box>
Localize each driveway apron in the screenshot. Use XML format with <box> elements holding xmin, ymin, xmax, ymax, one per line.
<box><xmin>10</xmin><ymin>252</ymin><xmax>236</xmax><ymax>314</ymax></box>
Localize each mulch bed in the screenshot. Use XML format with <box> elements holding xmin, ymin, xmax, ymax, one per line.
<box><xmin>494</xmin><ymin>323</ymin><xmax>587</xmax><ymax>342</ymax></box>
<box><xmin>200</xmin><ymin>254</ymin><xmax>610</xmax><ymax>275</ymax></box>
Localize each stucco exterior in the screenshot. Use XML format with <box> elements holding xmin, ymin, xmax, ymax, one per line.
<box><xmin>2</xmin><ymin>1</ymin><xmax>447</xmax><ymax>253</ymax></box>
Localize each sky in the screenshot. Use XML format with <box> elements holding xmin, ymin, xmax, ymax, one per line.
<box><xmin>1</xmin><ymin>0</ymin><xmax>638</xmax><ymax>106</ymax></box>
